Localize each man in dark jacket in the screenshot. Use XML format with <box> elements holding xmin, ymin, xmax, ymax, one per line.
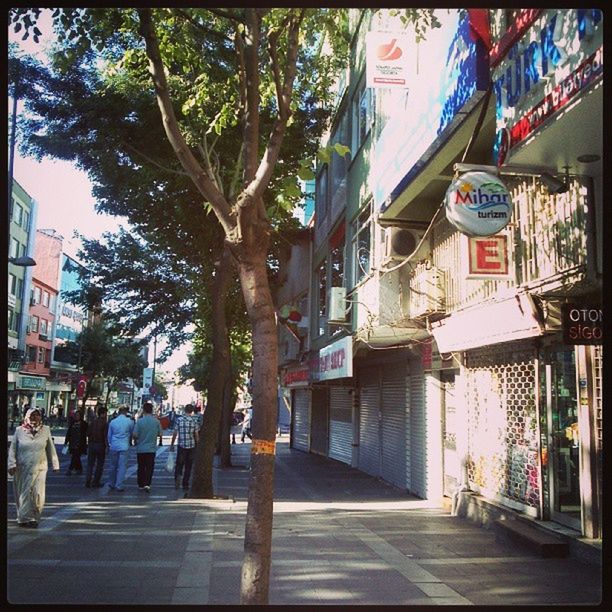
<box><xmin>85</xmin><ymin>405</ymin><xmax>108</xmax><ymax>488</ymax></box>
<box><xmin>64</xmin><ymin>410</ymin><xmax>88</xmax><ymax>476</ymax></box>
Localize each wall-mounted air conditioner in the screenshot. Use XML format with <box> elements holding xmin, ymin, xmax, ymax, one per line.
<box><xmin>383</xmin><ymin>227</ymin><xmax>426</xmax><ymax>263</ymax></box>
<box><xmin>328</xmin><ymin>287</ymin><xmax>347</xmax><ymax>322</ymax></box>
<box><xmin>409</xmin><ymin>267</ymin><xmax>445</xmax><ymax>318</ymax></box>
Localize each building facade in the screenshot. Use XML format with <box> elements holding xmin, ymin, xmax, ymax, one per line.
<box><xmin>8</xmin><ymin>179</ymin><xmax>38</xmax><ymax>425</ymax></box>
<box><xmin>283</xmin><ymin>8</ymin><xmax>602</xmax><ymax>545</ymax></box>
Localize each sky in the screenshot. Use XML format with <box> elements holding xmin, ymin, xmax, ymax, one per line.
<box><xmin>9</xmin><ymin>12</ymin><xmax>191</xmax><ymax>373</ymax></box>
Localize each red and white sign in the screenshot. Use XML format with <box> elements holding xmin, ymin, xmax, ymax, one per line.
<box><xmin>283</xmin><ymin>367</ymin><xmax>310</xmax><ymax>387</ymax></box>
<box><xmin>366</xmin><ymin>31</ymin><xmax>412</xmax><ymax>88</ymax></box>
<box><xmin>76</xmin><ymin>375</ymin><xmax>88</xmax><ymax>398</ymax></box>
<box><xmin>467</xmin><ymin>235</ymin><xmax>511</xmax><ymax>278</ymax></box>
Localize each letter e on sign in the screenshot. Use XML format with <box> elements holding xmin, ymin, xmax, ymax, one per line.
<box><xmin>468</xmin><ymin>235</ymin><xmax>509</xmax><ymax>277</ymax></box>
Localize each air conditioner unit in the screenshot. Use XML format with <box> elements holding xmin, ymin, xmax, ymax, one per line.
<box><xmin>383</xmin><ymin>227</ymin><xmax>426</xmax><ymax>262</ymax></box>
<box><xmin>328</xmin><ymin>287</ymin><xmax>347</xmax><ymax>322</ymax></box>
<box><xmin>409</xmin><ymin>267</ymin><xmax>445</xmax><ymax>318</ymax></box>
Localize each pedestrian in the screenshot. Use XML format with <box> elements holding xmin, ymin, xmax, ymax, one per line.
<box><xmin>133</xmin><ymin>401</ymin><xmax>163</xmax><ymax>493</ymax></box>
<box><xmin>64</xmin><ymin>410</ymin><xmax>88</xmax><ymax>475</ymax></box>
<box><xmin>85</xmin><ymin>405</ymin><xmax>108</xmax><ymax>488</ymax></box>
<box><xmin>8</xmin><ymin>407</ymin><xmax>60</xmax><ymax>528</ymax></box>
<box><xmin>106</xmin><ymin>405</ymin><xmax>134</xmax><ymax>491</ymax></box>
<box><xmin>241</xmin><ymin>407</ymin><xmax>253</xmax><ymax>443</ymax></box>
<box><xmin>169</xmin><ymin>404</ymin><xmax>199</xmax><ymax>492</ymax></box>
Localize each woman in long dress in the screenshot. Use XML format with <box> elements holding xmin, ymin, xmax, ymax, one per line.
<box><xmin>8</xmin><ymin>407</ymin><xmax>60</xmax><ymax>528</ymax></box>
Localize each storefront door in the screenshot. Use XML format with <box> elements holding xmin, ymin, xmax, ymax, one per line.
<box><xmin>542</xmin><ymin>347</ymin><xmax>581</xmax><ymax>530</ymax></box>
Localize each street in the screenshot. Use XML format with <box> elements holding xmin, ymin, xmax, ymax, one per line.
<box><xmin>7</xmin><ymin>431</ymin><xmax>602</xmax><ymax>605</ymax></box>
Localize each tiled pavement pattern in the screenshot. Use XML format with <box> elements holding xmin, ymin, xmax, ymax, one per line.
<box><xmin>7</xmin><ymin>433</ymin><xmax>603</xmax><ymax>605</ymax></box>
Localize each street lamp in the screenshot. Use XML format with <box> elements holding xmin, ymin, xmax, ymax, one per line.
<box><xmin>9</xmin><ymin>255</ymin><xmax>36</xmax><ymax>266</ymax></box>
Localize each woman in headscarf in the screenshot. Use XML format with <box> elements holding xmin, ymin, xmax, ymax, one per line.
<box><xmin>8</xmin><ymin>407</ymin><xmax>60</xmax><ymax>528</ymax></box>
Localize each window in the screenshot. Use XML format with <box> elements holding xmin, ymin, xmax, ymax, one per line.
<box><xmin>13</xmin><ymin>203</ymin><xmax>23</xmax><ymax>226</ymax></box>
<box><xmin>23</xmin><ymin>210</ymin><xmax>30</xmax><ymax>232</ymax></box>
<box><xmin>43</xmin><ymin>291</ymin><xmax>50</xmax><ymax>307</ymax></box>
<box><xmin>317</xmin><ymin>259</ymin><xmax>327</xmax><ymax>336</ymax></box>
<box><xmin>352</xmin><ymin>201</ymin><xmax>374</xmax><ymax>285</ymax></box>
<box><xmin>37</xmin><ymin>346</ymin><xmax>45</xmax><ymax>364</ymax></box>
<box><xmin>16</xmin><ymin>277</ymin><xmax>23</xmax><ymax>299</ymax></box>
<box><xmin>315</xmin><ymin>166</ymin><xmax>329</xmax><ymax>224</ymax></box>
<box><xmin>30</xmin><ymin>315</ymin><xmax>39</xmax><ymax>333</ymax></box>
<box><xmin>8</xmin><ymin>309</ymin><xmax>14</xmax><ymax>330</ymax></box>
<box><xmin>20</xmin><ymin>243</ymin><xmax>26</xmax><ymax>258</ymax></box>
<box><xmin>10</xmin><ymin>237</ymin><xmax>19</xmax><ymax>259</ymax></box>
<box><xmin>26</xmin><ymin>345</ymin><xmax>37</xmax><ymax>363</ymax></box>
<box><xmin>32</xmin><ymin>286</ymin><xmax>41</xmax><ymax>305</ymax></box>
<box><xmin>330</xmin><ymin>113</ymin><xmax>351</xmax><ymax>205</ymax></box>
<box><xmin>40</xmin><ymin>319</ymin><xmax>48</xmax><ymax>336</ymax></box>
<box><xmin>351</xmin><ymin>77</ymin><xmax>375</xmax><ymax>153</ymax></box>
<box><xmin>9</xmin><ymin>273</ymin><xmax>17</xmax><ymax>296</ymax></box>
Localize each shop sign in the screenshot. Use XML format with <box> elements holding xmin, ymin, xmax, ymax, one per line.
<box><xmin>445</xmin><ymin>171</ymin><xmax>512</xmax><ymax>236</ymax></box>
<box><xmin>311</xmin><ymin>335</ymin><xmax>353</xmax><ymax>382</ymax></box>
<box><xmin>493</xmin><ymin>9</ymin><xmax>603</xmax><ymax>165</ymax></box>
<box><xmin>562</xmin><ymin>304</ymin><xmax>602</xmax><ymax>344</ymax></box>
<box><xmin>372</xmin><ymin>11</ymin><xmax>489</xmax><ymax>211</ymax></box>
<box><xmin>467</xmin><ymin>235</ymin><xmax>511</xmax><ymax>278</ymax></box>
<box><xmin>18</xmin><ymin>375</ymin><xmax>46</xmax><ymax>391</ymax></box>
<box><xmin>283</xmin><ymin>367</ymin><xmax>310</xmax><ymax>387</ymax></box>
<box><xmin>366</xmin><ymin>31</ymin><xmax>412</xmax><ymax>88</ymax></box>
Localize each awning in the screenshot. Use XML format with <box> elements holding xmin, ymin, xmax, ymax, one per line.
<box><xmin>430</xmin><ymin>290</ymin><xmax>544</xmax><ymax>353</ymax></box>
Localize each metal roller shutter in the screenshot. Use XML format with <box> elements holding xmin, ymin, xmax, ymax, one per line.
<box><xmin>358</xmin><ymin>368</ymin><xmax>381</xmax><ymax>478</ymax></box>
<box><xmin>409</xmin><ymin>357</ymin><xmax>426</xmax><ymax>498</ymax></box>
<box><xmin>310</xmin><ymin>387</ymin><xmax>329</xmax><ymax>456</ymax></box>
<box><xmin>292</xmin><ymin>388</ymin><xmax>310</xmax><ymax>452</ymax></box>
<box><xmin>381</xmin><ymin>363</ymin><xmax>408</xmax><ymax>489</ymax></box>
<box><xmin>329</xmin><ymin>386</ymin><xmax>353</xmax><ymax>465</ymax></box>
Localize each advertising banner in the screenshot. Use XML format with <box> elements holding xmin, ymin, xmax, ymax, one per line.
<box><xmin>562</xmin><ymin>304</ymin><xmax>602</xmax><ymax>345</ymax></box>
<box><xmin>366</xmin><ymin>31</ymin><xmax>412</xmax><ymax>88</ymax></box>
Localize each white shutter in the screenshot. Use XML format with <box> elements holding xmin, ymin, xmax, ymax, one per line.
<box><xmin>409</xmin><ymin>357</ymin><xmax>426</xmax><ymax>498</ymax></box>
<box><xmin>292</xmin><ymin>389</ymin><xmax>310</xmax><ymax>452</ymax></box>
<box><xmin>358</xmin><ymin>368</ymin><xmax>381</xmax><ymax>477</ymax></box>
<box><xmin>329</xmin><ymin>386</ymin><xmax>353</xmax><ymax>465</ymax></box>
<box><xmin>381</xmin><ymin>363</ymin><xmax>408</xmax><ymax>489</ymax></box>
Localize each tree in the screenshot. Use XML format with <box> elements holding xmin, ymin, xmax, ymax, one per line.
<box><xmin>11</xmin><ymin>7</ymin><xmax>439</xmax><ymax>602</ymax></box>
<box><xmin>64</xmin><ymin>320</ymin><xmax>146</xmax><ymax>411</ymax></box>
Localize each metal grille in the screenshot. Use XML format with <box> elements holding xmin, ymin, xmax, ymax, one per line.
<box><xmin>465</xmin><ymin>342</ymin><xmax>540</xmax><ymax>509</ymax></box>
<box><xmin>593</xmin><ymin>345</ymin><xmax>602</xmax><ymax>512</ymax></box>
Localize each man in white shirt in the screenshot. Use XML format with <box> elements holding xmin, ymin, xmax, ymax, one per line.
<box><xmin>106</xmin><ymin>405</ymin><xmax>135</xmax><ymax>491</ymax></box>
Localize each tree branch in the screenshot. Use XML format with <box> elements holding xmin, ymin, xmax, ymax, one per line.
<box><xmin>248</xmin><ymin>10</ymin><xmax>303</xmax><ymax>202</ymax></box>
<box><xmin>137</xmin><ymin>8</ymin><xmax>235</xmax><ymax>235</ymax></box>
<box><xmin>121</xmin><ymin>141</ymin><xmax>189</xmax><ymax>177</ymax></box>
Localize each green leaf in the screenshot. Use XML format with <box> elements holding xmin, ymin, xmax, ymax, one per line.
<box><xmin>297</xmin><ymin>166</ymin><xmax>315</xmax><ymax>181</ymax></box>
<box><xmin>333</xmin><ymin>143</ymin><xmax>351</xmax><ymax>157</ymax></box>
<box><xmin>317</xmin><ymin>147</ymin><xmax>331</xmax><ymax>164</ymax></box>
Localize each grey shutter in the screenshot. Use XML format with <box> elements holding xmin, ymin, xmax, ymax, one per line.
<box><xmin>358</xmin><ymin>368</ymin><xmax>381</xmax><ymax>478</ymax></box>
<box><xmin>292</xmin><ymin>388</ymin><xmax>310</xmax><ymax>452</ymax></box>
<box><xmin>329</xmin><ymin>386</ymin><xmax>353</xmax><ymax>465</ymax></box>
<box><xmin>381</xmin><ymin>363</ymin><xmax>408</xmax><ymax>489</ymax></box>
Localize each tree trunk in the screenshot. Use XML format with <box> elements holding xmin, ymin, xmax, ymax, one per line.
<box><xmin>218</xmin><ymin>379</ymin><xmax>236</xmax><ymax>467</ymax></box>
<box><xmin>190</xmin><ymin>245</ymin><xmax>234</xmax><ymax>498</ymax></box>
<box><xmin>238</xmin><ymin>248</ymin><xmax>278</xmax><ymax>605</ymax></box>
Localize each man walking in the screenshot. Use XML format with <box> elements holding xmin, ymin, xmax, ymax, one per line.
<box><xmin>133</xmin><ymin>401</ymin><xmax>163</xmax><ymax>493</ymax></box>
<box><xmin>169</xmin><ymin>404</ymin><xmax>199</xmax><ymax>492</ymax></box>
<box><xmin>106</xmin><ymin>405</ymin><xmax>134</xmax><ymax>491</ymax></box>
<box><xmin>85</xmin><ymin>405</ymin><xmax>108</xmax><ymax>488</ymax></box>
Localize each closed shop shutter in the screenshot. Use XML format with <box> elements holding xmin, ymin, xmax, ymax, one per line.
<box><xmin>381</xmin><ymin>363</ymin><xmax>408</xmax><ymax>489</ymax></box>
<box><xmin>329</xmin><ymin>386</ymin><xmax>353</xmax><ymax>465</ymax></box>
<box><xmin>409</xmin><ymin>357</ymin><xmax>426</xmax><ymax>498</ymax></box>
<box><xmin>310</xmin><ymin>386</ymin><xmax>329</xmax><ymax>456</ymax></box>
<box><xmin>358</xmin><ymin>368</ymin><xmax>381</xmax><ymax>478</ymax></box>
<box><xmin>292</xmin><ymin>388</ymin><xmax>310</xmax><ymax>452</ymax></box>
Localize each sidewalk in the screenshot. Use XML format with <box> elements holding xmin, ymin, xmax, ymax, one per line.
<box><xmin>7</xmin><ymin>435</ymin><xmax>603</xmax><ymax>605</ymax></box>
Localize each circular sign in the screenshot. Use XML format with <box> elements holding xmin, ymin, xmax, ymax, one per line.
<box><xmin>445</xmin><ymin>171</ymin><xmax>512</xmax><ymax>236</ymax></box>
